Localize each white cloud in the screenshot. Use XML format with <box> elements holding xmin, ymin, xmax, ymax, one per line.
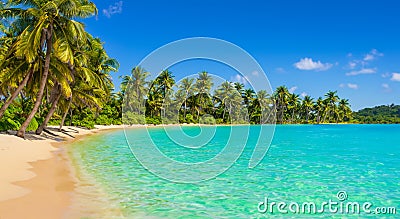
<box><xmin>294</xmin><ymin>58</ymin><xmax>333</xmax><ymax>71</ymax></box>
<box><xmin>382</xmin><ymin>83</ymin><xmax>390</xmax><ymax>89</ymax></box>
<box><xmin>363</xmin><ymin>49</ymin><xmax>383</xmax><ymax>61</ymax></box>
<box><xmin>301</xmin><ymin>92</ymin><xmax>307</xmax><ymax>97</ymax></box>
<box><xmin>363</xmin><ymin>54</ymin><xmax>374</xmax><ymax>61</ymax></box>
<box><xmin>103</xmin><ymin>1</ymin><xmax>123</xmax><ymax>18</ymax></box>
<box><xmin>348</xmin><ymin>62</ymin><xmax>357</xmax><ymax>69</ymax></box>
<box><xmin>391</xmin><ymin>73</ymin><xmax>400</xmax><ymax>82</ymax></box>
<box><xmin>339</xmin><ymin>83</ymin><xmax>359</xmax><ymax>89</ymax></box>
<box><xmin>347</xmin><ymin>83</ymin><xmax>358</xmax><ymax>90</ymax></box>
<box><xmin>346</xmin><ymin>68</ymin><xmax>376</xmax><ymax>76</ymax></box>
<box><xmin>288</xmin><ymin>86</ymin><xmax>298</xmax><ymax>93</ymax></box>
<box><xmin>251</xmin><ymin>71</ymin><xmax>259</xmax><ymax>76</ymax></box>
<box><xmin>381</xmin><ymin>73</ymin><xmax>391</xmax><ymax>78</ymax></box>
<box><xmin>275</xmin><ymin>67</ymin><xmax>286</xmax><ymax>73</ymax></box>
<box><xmin>232</xmin><ymin>74</ymin><xmax>248</xmax><ymax>85</ymax></box>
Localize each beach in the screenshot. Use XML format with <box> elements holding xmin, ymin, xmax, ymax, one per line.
<box><xmin>0</xmin><ymin>125</ymin><xmax>125</xmax><ymax>219</ymax></box>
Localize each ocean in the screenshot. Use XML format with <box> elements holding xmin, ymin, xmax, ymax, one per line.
<box><xmin>69</xmin><ymin>125</ymin><xmax>400</xmax><ymax>218</ymax></box>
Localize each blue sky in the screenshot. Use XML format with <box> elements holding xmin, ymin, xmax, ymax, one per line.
<box><xmin>84</xmin><ymin>0</ymin><xmax>400</xmax><ymax>110</ymax></box>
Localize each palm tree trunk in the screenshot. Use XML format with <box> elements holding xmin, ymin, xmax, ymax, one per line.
<box><xmin>306</xmin><ymin>109</ymin><xmax>309</xmax><ymax>123</ymax></box>
<box><xmin>69</xmin><ymin>108</ymin><xmax>73</xmax><ymax>126</ymax></box>
<box><xmin>17</xmin><ymin>24</ymin><xmax>53</xmax><ymax>138</ymax></box>
<box><xmin>184</xmin><ymin>100</ymin><xmax>187</xmax><ymax>118</ymax></box>
<box><xmin>291</xmin><ymin>109</ymin><xmax>295</xmax><ymax>124</ymax></box>
<box><xmin>0</xmin><ymin>69</ymin><xmax>33</xmax><ymax>119</ymax></box>
<box><xmin>36</xmin><ymin>88</ymin><xmax>62</xmax><ymax>135</ymax></box>
<box><xmin>59</xmin><ymin>98</ymin><xmax>72</xmax><ymax>131</ymax></box>
<box><xmin>280</xmin><ymin>106</ymin><xmax>285</xmax><ymax>124</ymax></box>
<box><xmin>322</xmin><ymin>110</ymin><xmax>328</xmax><ymax>123</ymax></box>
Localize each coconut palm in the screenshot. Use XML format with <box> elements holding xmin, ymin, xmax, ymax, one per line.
<box><xmin>122</xmin><ymin>66</ymin><xmax>149</xmax><ymax>114</ymax></box>
<box><xmin>215</xmin><ymin>81</ymin><xmax>237</xmax><ymax>121</ymax></box>
<box><xmin>314</xmin><ymin>97</ymin><xmax>325</xmax><ymax>124</ymax></box>
<box><xmin>195</xmin><ymin>71</ymin><xmax>213</xmax><ymax>117</ymax></box>
<box><xmin>178</xmin><ymin>78</ymin><xmax>195</xmax><ymax>118</ymax></box>
<box><xmin>338</xmin><ymin>99</ymin><xmax>352</xmax><ymax>122</ymax></box>
<box><xmin>1</xmin><ymin>0</ymin><xmax>98</xmax><ymax>137</ymax></box>
<box><xmin>287</xmin><ymin>93</ymin><xmax>300</xmax><ymax>123</ymax></box>
<box><xmin>156</xmin><ymin>69</ymin><xmax>175</xmax><ymax>98</ymax></box>
<box><xmin>323</xmin><ymin>90</ymin><xmax>339</xmax><ymax>122</ymax></box>
<box><xmin>302</xmin><ymin>95</ymin><xmax>314</xmax><ymax>123</ymax></box>
<box><xmin>243</xmin><ymin>88</ymin><xmax>255</xmax><ymax>107</ymax></box>
<box><xmin>274</xmin><ymin>86</ymin><xmax>289</xmax><ymax>123</ymax></box>
<box><xmin>234</xmin><ymin>82</ymin><xmax>245</xmax><ymax>97</ymax></box>
<box><xmin>0</xmin><ymin>22</ymin><xmax>34</xmax><ymax>119</ymax></box>
<box><xmin>256</xmin><ymin>90</ymin><xmax>271</xmax><ymax>124</ymax></box>
<box><xmin>36</xmin><ymin>36</ymin><xmax>117</xmax><ymax>134</ymax></box>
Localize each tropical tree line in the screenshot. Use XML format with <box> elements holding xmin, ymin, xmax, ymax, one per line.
<box><xmin>353</xmin><ymin>104</ymin><xmax>400</xmax><ymax>124</ymax></box>
<box><xmin>121</xmin><ymin>67</ymin><xmax>353</xmax><ymax>125</ymax></box>
<box><xmin>0</xmin><ymin>0</ymin><xmax>120</xmax><ymax>138</ymax></box>
<box><xmin>1</xmin><ymin>1</ymin><xmax>395</xmax><ymax>137</ymax></box>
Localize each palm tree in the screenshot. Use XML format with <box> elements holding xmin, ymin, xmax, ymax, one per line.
<box><xmin>243</xmin><ymin>88</ymin><xmax>255</xmax><ymax>107</ymax></box>
<box><xmin>178</xmin><ymin>78</ymin><xmax>195</xmax><ymax>118</ymax></box>
<box><xmin>323</xmin><ymin>90</ymin><xmax>339</xmax><ymax>123</ymax></box>
<box><xmin>0</xmin><ymin>19</ymin><xmax>35</xmax><ymax>119</ymax></box>
<box><xmin>215</xmin><ymin>81</ymin><xmax>236</xmax><ymax>121</ymax></box>
<box><xmin>302</xmin><ymin>95</ymin><xmax>314</xmax><ymax>123</ymax></box>
<box><xmin>287</xmin><ymin>93</ymin><xmax>300</xmax><ymax>123</ymax></box>
<box><xmin>156</xmin><ymin>69</ymin><xmax>175</xmax><ymax>98</ymax></box>
<box><xmin>314</xmin><ymin>97</ymin><xmax>325</xmax><ymax>124</ymax></box>
<box><xmin>338</xmin><ymin>99</ymin><xmax>352</xmax><ymax>122</ymax></box>
<box><xmin>274</xmin><ymin>86</ymin><xmax>289</xmax><ymax>123</ymax></box>
<box><xmin>36</xmin><ymin>36</ymin><xmax>117</xmax><ymax>134</ymax></box>
<box><xmin>234</xmin><ymin>82</ymin><xmax>244</xmax><ymax>97</ymax></box>
<box><xmin>256</xmin><ymin>90</ymin><xmax>271</xmax><ymax>124</ymax></box>
<box><xmin>0</xmin><ymin>64</ymin><xmax>33</xmax><ymax>119</ymax></box>
<box><xmin>122</xmin><ymin>66</ymin><xmax>149</xmax><ymax>114</ymax></box>
<box><xmin>195</xmin><ymin>71</ymin><xmax>213</xmax><ymax>118</ymax></box>
<box><xmin>2</xmin><ymin>0</ymin><xmax>98</xmax><ymax>138</ymax></box>
<box><xmin>146</xmin><ymin>91</ymin><xmax>163</xmax><ymax>118</ymax></box>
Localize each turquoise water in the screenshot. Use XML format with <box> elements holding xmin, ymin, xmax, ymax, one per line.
<box><xmin>70</xmin><ymin>125</ymin><xmax>400</xmax><ymax>218</ymax></box>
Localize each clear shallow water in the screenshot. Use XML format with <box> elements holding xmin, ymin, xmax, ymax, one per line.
<box><xmin>70</xmin><ymin>125</ymin><xmax>400</xmax><ymax>218</ymax></box>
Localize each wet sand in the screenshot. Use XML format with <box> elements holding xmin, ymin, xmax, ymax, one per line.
<box><xmin>0</xmin><ymin>125</ymin><xmax>125</xmax><ymax>219</ymax></box>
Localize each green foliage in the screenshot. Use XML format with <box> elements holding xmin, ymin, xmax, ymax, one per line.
<box><xmin>185</xmin><ymin>114</ymin><xmax>196</xmax><ymax>124</ymax></box>
<box><xmin>200</xmin><ymin>115</ymin><xmax>215</xmax><ymax>125</ymax></box>
<box><xmin>26</xmin><ymin>117</ymin><xmax>38</xmax><ymax>132</ymax></box>
<box><xmin>0</xmin><ymin>104</ymin><xmax>21</xmax><ymax>131</ymax></box>
<box><xmin>354</xmin><ymin>104</ymin><xmax>400</xmax><ymax>124</ymax></box>
<box><xmin>0</xmin><ymin>118</ymin><xmax>21</xmax><ymax>131</ymax></box>
<box><xmin>95</xmin><ymin>104</ymin><xmax>122</xmax><ymax>125</ymax></box>
<box><xmin>146</xmin><ymin>117</ymin><xmax>161</xmax><ymax>125</ymax></box>
<box><xmin>215</xmin><ymin>118</ymin><xmax>224</xmax><ymax>124</ymax></box>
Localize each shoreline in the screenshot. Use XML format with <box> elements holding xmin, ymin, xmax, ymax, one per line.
<box><xmin>0</xmin><ymin>123</ymin><xmax>397</xmax><ymax>218</ymax></box>
<box><xmin>0</xmin><ymin>125</ymin><xmax>125</xmax><ymax>219</ymax></box>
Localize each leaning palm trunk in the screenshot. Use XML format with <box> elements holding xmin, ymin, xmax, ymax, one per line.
<box><xmin>0</xmin><ymin>69</ymin><xmax>33</xmax><ymax>119</ymax></box>
<box><xmin>36</xmin><ymin>87</ymin><xmax>62</xmax><ymax>135</ymax></box>
<box><xmin>59</xmin><ymin>98</ymin><xmax>72</xmax><ymax>131</ymax></box>
<box><xmin>17</xmin><ymin>25</ymin><xmax>53</xmax><ymax>138</ymax></box>
<box><xmin>322</xmin><ymin>110</ymin><xmax>328</xmax><ymax>123</ymax></box>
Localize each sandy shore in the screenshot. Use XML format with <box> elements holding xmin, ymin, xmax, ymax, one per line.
<box><xmin>0</xmin><ymin>123</ymin><xmax>232</xmax><ymax>219</ymax></box>
<box><xmin>0</xmin><ymin>125</ymin><xmax>125</xmax><ymax>219</ymax></box>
